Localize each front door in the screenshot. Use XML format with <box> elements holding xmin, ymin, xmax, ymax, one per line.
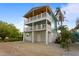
<box><xmin>37</xmin><ymin>32</ymin><xmax>41</xmax><ymax>42</ymax></box>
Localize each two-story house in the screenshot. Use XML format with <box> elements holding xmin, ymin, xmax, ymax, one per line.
<box><xmin>23</xmin><ymin>6</ymin><xmax>57</xmax><ymax>45</ymax></box>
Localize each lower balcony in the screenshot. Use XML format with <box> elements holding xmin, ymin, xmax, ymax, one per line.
<box><xmin>24</xmin><ymin>24</ymin><xmax>51</xmax><ymax>32</ymax></box>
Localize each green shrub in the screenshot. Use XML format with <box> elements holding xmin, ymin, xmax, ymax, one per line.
<box><xmin>0</xmin><ymin>21</ymin><xmax>22</xmax><ymax>41</ymax></box>
<box><xmin>0</xmin><ymin>37</ymin><xmax>3</xmax><ymax>42</ymax></box>
<box><xmin>4</xmin><ymin>38</ymin><xmax>22</xmax><ymax>42</ymax></box>
<box><xmin>58</xmin><ymin>25</ymin><xmax>72</xmax><ymax>49</ymax></box>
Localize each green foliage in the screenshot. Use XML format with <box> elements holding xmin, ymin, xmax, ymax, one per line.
<box><xmin>59</xmin><ymin>25</ymin><xmax>72</xmax><ymax>48</ymax></box>
<box><xmin>55</xmin><ymin>7</ymin><xmax>71</xmax><ymax>49</ymax></box>
<box><xmin>75</xmin><ymin>24</ymin><xmax>79</xmax><ymax>29</ymax></box>
<box><xmin>0</xmin><ymin>21</ymin><xmax>22</xmax><ymax>42</ymax></box>
<box><xmin>4</xmin><ymin>37</ymin><xmax>23</xmax><ymax>42</ymax></box>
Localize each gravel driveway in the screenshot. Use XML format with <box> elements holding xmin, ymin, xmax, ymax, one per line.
<box><xmin>0</xmin><ymin>41</ymin><xmax>64</xmax><ymax>56</ymax></box>
<box><xmin>64</xmin><ymin>43</ymin><xmax>79</xmax><ymax>56</ymax></box>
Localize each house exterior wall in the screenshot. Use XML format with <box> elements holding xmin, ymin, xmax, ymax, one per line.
<box><xmin>23</xmin><ymin>32</ymin><xmax>32</xmax><ymax>42</ymax></box>
<box><xmin>34</xmin><ymin>31</ymin><xmax>46</xmax><ymax>42</ymax></box>
<box><xmin>23</xmin><ymin>6</ymin><xmax>57</xmax><ymax>44</ymax></box>
<box><xmin>48</xmin><ymin>32</ymin><xmax>57</xmax><ymax>43</ymax></box>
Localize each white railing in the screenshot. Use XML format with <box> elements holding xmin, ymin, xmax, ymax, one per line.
<box><xmin>24</xmin><ymin>24</ymin><xmax>51</xmax><ymax>32</ymax></box>
<box><xmin>24</xmin><ymin>24</ymin><xmax>46</xmax><ymax>32</ymax></box>
<box><xmin>47</xmin><ymin>24</ymin><xmax>51</xmax><ymax>30</ymax></box>
<box><xmin>24</xmin><ymin>26</ymin><xmax>32</xmax><ymax>32</ymax></box>
<box><xmin>24</xmin><ymin>12</ymin><xmax>52</xmax><ymax>24</ymax></box>
<box><xmin>34</xmin><ymin>24</ymin><xmax>46</xmax><ymax>30</ymax></box>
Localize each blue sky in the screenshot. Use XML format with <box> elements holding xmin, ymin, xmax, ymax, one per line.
<box><xmin>0</xmin><ymin>3</ymin><xmax>78</xmax><ymax>32</ymax></box>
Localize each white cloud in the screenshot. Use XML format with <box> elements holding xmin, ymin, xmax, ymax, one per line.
<box><xmin>15</xmin><ymin>22</ymin><xmax>23</xmax><ymax>32</ymax></box>
<box><xmin>14</xmin><ymin>17</ymin><xmax>24</xmax><ymax>32</ymax></box>
<box><xmin>62</xmin><ymin>4</ymin><xmax>79</xmax><ymax>14</ymax></box>
<box><xmin>61</xmin><ymin>4</ymin><xmax>79</xmax><ymax>29</ymax></box>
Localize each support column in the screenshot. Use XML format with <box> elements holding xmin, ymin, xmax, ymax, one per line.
<box><xmin>32</xmin><ymin>10</ymin><xmax>34</xmax><ymax>43</ymax></box>
<box><xmin>32</xmin><ymin>23</ymin><xmax>34</xmax><ymax>43</ymax></box>
<box><xmin>23</xmin><ymin>18</ymin><xmax>25</xmax><ymax>42</ymax></box>
<box><xmin>46</xmin><ymin>19</ymin><xmax>48</xmax><ymax>45</ymax></box>
<box><xmin>23</xmin><ymin>32</ymin><xmax>25</xmax><ymax>42</ymax></box>
<box><xmin>46</xmin><ymin>30</ymin><xmax>48</xmax><ymax>45</ymax></box>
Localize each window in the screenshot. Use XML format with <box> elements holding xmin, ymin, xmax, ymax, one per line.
<box><xmin>43</xmin><ymin>24</ymin><xmax>46</xmax><ymax>29</ymax></box>
<box><xmin>26</xmin><ymin>33</ymin><xmax>29</xmax><ymax>37</ymax></box>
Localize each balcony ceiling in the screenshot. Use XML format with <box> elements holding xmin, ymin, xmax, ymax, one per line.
<box><xmin>24</xmin><ymin>6</ymin><xmax>52</xmax><ymax>18</ymax></box>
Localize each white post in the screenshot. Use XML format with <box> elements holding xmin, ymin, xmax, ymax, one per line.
<box><xmin>32</xmin><ymin>23</ymin><xmax>34</xmax><ymax>43</ymax></box>
<box><xmin>23</xmin><ymin>17</ymin><xmax>25</xmax><ymax>42</ymax></box>
<box><xmin>46</xmin><ymin>19</ymin><xmax>48</xmax><ymax>45</ymax></box>
<box><xmin>32</xmin><ymin>10</ymin><xmax>34</xmax><ymax>43</ymax></box>
<box><xmin>23</xmin><ymin>33</ymin><xmax>25</xmax><ymax>42</ymax></box>
<box><xmin>23</xmin><ymin>32</ymin><xmax>25</xmax><ymax>42</ymax></box>
<box><xmin>46</xmin><ymin>7</ymin><xmax>49</xmax><ymax>45</ymax></box>
<box><xmin>37</xmin><ymin>15</ymin><xmax>38</xmax><ymax>20</ymax></box>
<box><xmin>46</xmin><ymin>7</ymin><xmax>47</xmax><ymax>12</ymax></box>
<box><xmin>41</xmin><ymin>24</ymin><xmax>42</xmax><ymax>29</ymax></box>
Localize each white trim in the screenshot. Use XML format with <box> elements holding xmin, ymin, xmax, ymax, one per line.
<box><xmin>25</xmin><ymin>12</ymin><xmax>51</xmax><ymax>24</ymax></box>
<box><xmin>46</xmin><ymin>19</ymin><xmax>48</xmax><ymax>45</ymax></box>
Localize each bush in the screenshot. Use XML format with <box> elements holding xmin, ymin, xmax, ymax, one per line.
<box><xmin>60</xmin><ymin>42</ymin><xmax>66</xmax><ymax>48</ymax></box>
<box><xmin>4</xmin><ymin>37</ymin><xmax>23</xmax><ymax>42</ymax></box>
<box><xmin>55</xmin><ymin>37</ymin><xmax>61</xmax><ymax>44</ymax></box>
<box><xmin>0</xmin><ymin>37</ymin><xmax>2</xmax><ymax>42</ymax></box>
<box><xmin>0</xmin><ymin>21</ymin><xmax>22</xmax><ymax>41</ymax></box>
<box><xmin>58</xmin><ymin>25</ymin><xmax>72</xmax><ymax>48</ymax></box>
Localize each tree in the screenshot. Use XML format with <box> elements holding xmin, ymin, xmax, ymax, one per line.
<box><xmin>0</xmin><ymin>21</ymin><xmax>9</xmax><ymax>40</ymax></box>
<box><xmin>55</xmin><ymin>7</ymin><xmax>72</xmax><ymax>49</ymax></box>
<box><xmin>0</xmin><ymin>21</ymin><xmax>22</xmax><ymax>41</ymax></box>
<box><xmin>58</xmin><ymin>25</ymin><xmax>72</xmax><ymax>49</ymax></box>
<box><xmin>55</xmin><ymin>7</ymin><xmax>64</xmax><ymax>26</ymax></box>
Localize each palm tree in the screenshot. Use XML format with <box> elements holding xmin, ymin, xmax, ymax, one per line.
<box><xmin>55</xmin><ymin>8</ymin><xmax>72</xmax><ymax>49</ymax></box>
<box><xmin>55</xmin><ymin>7</ymin><xmax>65</xmax><ymax>26</ymax></box>
<box><xmin>55</xmin><ymin>7</ymin><xmax>65</xmax><ymax>42</ymax></box>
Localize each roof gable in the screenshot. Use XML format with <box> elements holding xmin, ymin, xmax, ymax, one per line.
<box><xmin>23</xmin><ymin>6</ymin><xmax>54</xmax><ymax>18</ymax></box>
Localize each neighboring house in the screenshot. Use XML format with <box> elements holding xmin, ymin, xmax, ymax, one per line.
<box><xmin>74</xmin><ymin>18</ymin><xmax>79</xmax><ymax>32</ymax></box>
<box><xmin>23</xmin><ymin>6</ymin><xmax>57</xmax><ymax>45</ymax></box>
<box><xmin>76</xmin><ymin>18</ymin><xmax>79</xmax><ymax>26</ymax></box>
<box><xmin>70</xmin><ymin>19</ymin><xmax>79</xmax><ymax>42</ymax></box>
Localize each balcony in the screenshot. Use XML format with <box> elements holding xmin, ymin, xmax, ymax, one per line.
<box><xmin>47</xmin><ymin>24</ymin><xmax>51</xmax><ymax>32</ymax></box>
<box><xmin>24</xmin><ymin>24</ymin><xmax>51</xmax><ymax>32</ymax></box>
<box><xmin>34</xmin><ymin>24</ymin><xmax>46</xmax><ymax>31</ymax></box>
<box><xmin>24</xmin><ymin>12</ymin><xmax>52</xmax><ymax>24</ymax></box>
<box><xmin>24</xmin><ymin>26</ymin><xmax>32</xmax><ymax>32</ymax></box>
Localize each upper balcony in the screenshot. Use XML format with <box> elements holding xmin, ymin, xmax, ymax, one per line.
<box><xmin>24</xmin><ymin>12</ymin><xmax>52</xmax><ymax>25</ymax></box>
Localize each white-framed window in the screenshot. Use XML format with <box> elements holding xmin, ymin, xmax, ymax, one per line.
<box><xmin>26</xmin><ymin>33</ymin><xmax>30</xmax><ymax>37</ymax></box>
<box><xmin>42</xmin><ymin>24</ymin><xmax>46</xmax><ymax>29</ymax></box>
